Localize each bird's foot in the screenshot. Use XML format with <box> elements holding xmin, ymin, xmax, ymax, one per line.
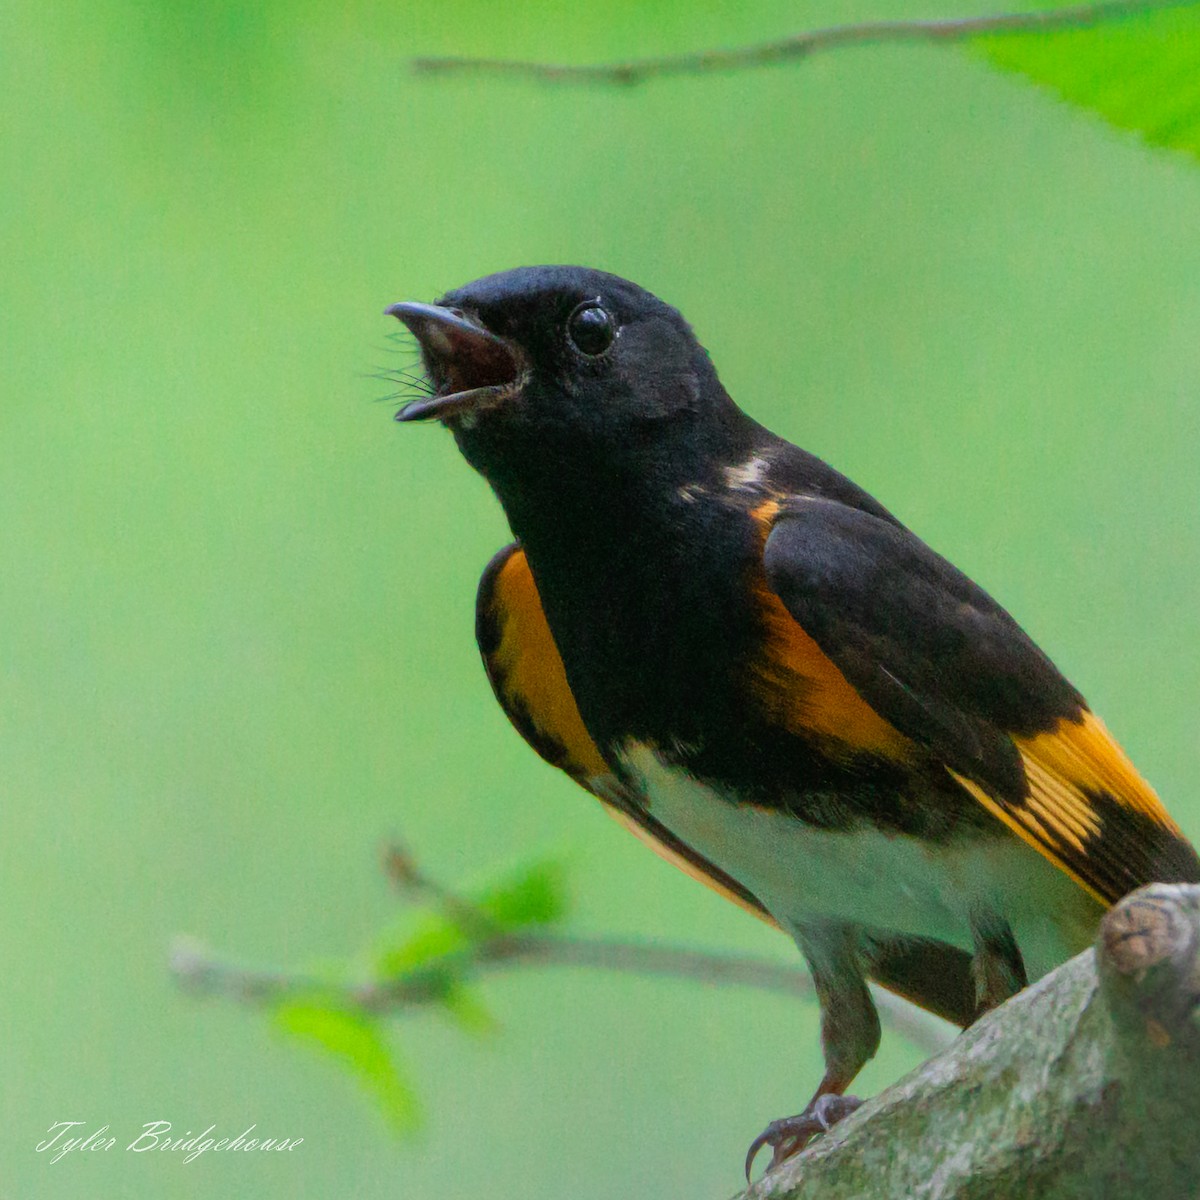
<box><xmin>744</xmin><ymin>1093</ymin><xmax>863</xmax><ymax>1179</ymax></box>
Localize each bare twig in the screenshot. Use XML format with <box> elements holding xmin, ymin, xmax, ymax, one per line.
<box><xmin>411</xmin><ymin>0</ymin><xmax>1196</xmax><ymax>86</ymax></box>
<box><xmin>170</xmin><ymin>928</ymin><xmax>951</xmax><ymax>1053</ymax></box>
<box><xmin>382</xmin><ymin>839</ymin><xmax>502</xmax><ymax>942</ymax></box>
<box><xmin>172</xmin><ymin>846</ymin><xmax>952</xmax><ymax>1055</ymax></box>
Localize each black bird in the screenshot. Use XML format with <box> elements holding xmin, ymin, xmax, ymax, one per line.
<box><xmin>387</xmin><ymin>265</ymin><xmax>1199</xmax><ymax>1174</ymax></box>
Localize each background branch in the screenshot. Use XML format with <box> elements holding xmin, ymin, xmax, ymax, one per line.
<box><xmin>172</xmin><ymin>928</ymin><xmax>949</xmax><ymax>1053</ymax></box>
<box><xmin>170</xmin><ymin>844</ymin><xmax>951</xmax><ymax>1057</ymax></box>
<box><xmin>412</xmin><ymin>0</ymin><xmax>1194</xmax><ymax>85</ymax></box>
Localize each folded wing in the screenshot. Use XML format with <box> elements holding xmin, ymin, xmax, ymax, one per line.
<box><xmin>762</xmin><ymin>497</ymin><xmax>1200</xmax><ymax>904</ymax></box>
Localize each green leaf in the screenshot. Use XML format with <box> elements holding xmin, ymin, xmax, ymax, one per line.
<box><xmin>274</xmin><ymin>1003</ymin><xmax>420</xmax><ymax>1132</ymax></box>
<box><xmin>475</xmin><ymin>859</ymin><xmax>567</xmax><ymax>932</ymax></box>
<box><xmin>974</xmin><ymin>7</ymin><xmax>1200</xmax><ymax>162</ymax></box>
<box><xmin>372</xmin><ymin>858</ymin><xmax>568</xmax><ymax>979</ymax></box>
<box><xmin>374</xmin><ymin>918</ymin><xmax>468</xmax><ymax>978</ymax></box>
<box><xmin>438</xmin><ymin>979</ymin><xmax>499</xmax><ymax>1035</ymax></box>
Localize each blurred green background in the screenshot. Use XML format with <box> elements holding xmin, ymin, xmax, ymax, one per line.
<box><xmin>3</xmin><ymin>0</ymin><xmax>1199</xmax><ymax>1196</ymax></box>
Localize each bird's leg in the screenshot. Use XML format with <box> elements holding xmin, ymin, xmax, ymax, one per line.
<box><xmin>744</xmin><ymin>1074</ymin><xmax>863</xmax><ymax>1179</ymax></box>
<box><xmin>970</xmin><ymin>914</ymin><xmax>1026</xmax><ymax>1018</ymax></box>
<box><xmin>746</xmin><ymin>922</ymin><xmax>878</xmax><ymax>1178</ymax></box>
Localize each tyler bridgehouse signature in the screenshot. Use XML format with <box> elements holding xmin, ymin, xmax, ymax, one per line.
<box><xmin>36</xmin><ymin>1120</ymin><xmax>304</xmax><ymax>1164</ymax></box>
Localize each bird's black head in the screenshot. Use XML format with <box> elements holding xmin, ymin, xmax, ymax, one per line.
<box><xmin>387</xmin><ymin>266</ymin><xmax>749</xmax><ymax>508</ymax></box>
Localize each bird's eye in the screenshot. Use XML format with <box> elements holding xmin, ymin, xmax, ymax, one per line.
<box><xmin>566</xmin><ymin>302</ymin><xmax>616</xmax><ymax>357</ymax></box>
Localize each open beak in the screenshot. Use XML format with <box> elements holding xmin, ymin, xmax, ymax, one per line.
<box><xmin>385</xmin><ymin>301</ymin><xmax>521</xmax><ymax>423</ymax></box>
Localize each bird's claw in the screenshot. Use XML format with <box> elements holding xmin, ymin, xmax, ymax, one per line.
<box><xmin>744</xmin><ymin>1093</ymin><xmax>863</xmax><ymax>1180</ymax></box>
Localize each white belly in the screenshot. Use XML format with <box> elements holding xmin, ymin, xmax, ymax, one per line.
<box><xmin>619</xmin><ymin>742</ymin><xmax>1099</xmax><ymax>980</ymax></box>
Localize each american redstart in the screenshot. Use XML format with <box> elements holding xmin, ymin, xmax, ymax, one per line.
<box><xmin>387</xmin><ymin>266</ymin><xmax>1199</xmax><ymax>1174</ymax></box>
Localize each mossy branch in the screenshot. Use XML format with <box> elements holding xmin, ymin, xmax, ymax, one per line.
<box><xmin>737</xmin><ymin>883</ymin><xmax>1200</xmax><ymax>1200</ymax></box>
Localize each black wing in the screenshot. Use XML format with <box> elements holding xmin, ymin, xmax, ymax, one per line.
<box><xmin>763</xmin><ymin>497</ymin><xmax>1199</xmax><ymax>903</ymax></box>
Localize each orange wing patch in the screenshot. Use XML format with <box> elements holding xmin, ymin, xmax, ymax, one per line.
<box><xmin>1018</xmin><ymin>712</ymin><xmax>1182</xmax><ymax>834</ymax></box>
<box><xmin>951</xmin><ymin>711</ymin><xmax>1195</xmax><ymax>905</ymax></box>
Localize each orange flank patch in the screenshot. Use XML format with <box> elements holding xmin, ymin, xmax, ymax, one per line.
<box><xmin>753</xmin><ymin>587</ymin><xmax>916</xmax><ymax>760</ymax></box>
<box><xmin>489</xmin><ymin>550</ymin><xmax>610</xmax><ymax>779</ymax></box>
<box><xmin>486</xmin><ymin>546</ymin><xmax>780</xmax><ymax>928</ymax></box>
<box><xmin>749</xmin><ymin>500</ymin><xmax>915</xmax><ymax>762</ymax></box>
